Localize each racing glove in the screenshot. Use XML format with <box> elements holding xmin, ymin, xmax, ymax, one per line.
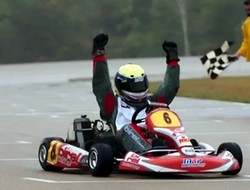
<box><xmin>228</xmin><ymin>55</ymin><xmax>239</xmax><ymax>62</ymax></box>
<box><xmin>162</xmin><ymin>41</ymin><xmax>180</xmax><ymax>64</ymax></box>
<box><xmin>91</xmin><ymin>33</ymin><xmax>109</xmax><ymax>56</ymax></box>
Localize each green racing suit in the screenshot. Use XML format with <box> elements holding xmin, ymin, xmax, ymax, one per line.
<box><xmin>92</xmin><ymin>54</ymin><xmax>180</xmax><ymax>154</ymax></box>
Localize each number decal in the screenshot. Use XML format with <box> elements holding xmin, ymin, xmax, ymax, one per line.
<box><xmin>50</xmin><ymin>143</ymin><xmax>57</xmax><ymax>161</ymax></box>
<box><xmin>48</xmin><ymin>140</ymin><xmax>60</xmax><ymax>164</ymax></box>
<box><xmin>147</xmin><ymin>108</ymin><xmax>182</xmax><ymax>128</ymax></box>
<box><xmin>163</xmin><ymin>112</ymin><xmax>172</xmax><ymax>124</ymax></box>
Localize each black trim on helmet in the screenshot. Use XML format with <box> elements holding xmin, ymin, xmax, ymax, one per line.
<box><xmin>115</xmin><ymin>72</ymin><xmax>149</xmax><ymax>94</ymax></box>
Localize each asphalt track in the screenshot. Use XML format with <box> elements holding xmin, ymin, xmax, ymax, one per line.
<box><xmin>0</xmin><ymin>57</ymin><xmax>250</xmax><ymax>190</ymax></box>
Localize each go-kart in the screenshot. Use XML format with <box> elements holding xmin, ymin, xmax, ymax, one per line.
<box><xmin>38</xmin><ymin>101</ymin><xmax>243</xmax><ymax>177</ymax></box>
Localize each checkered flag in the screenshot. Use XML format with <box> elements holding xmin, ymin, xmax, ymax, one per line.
<box><xmin>200</xmin><ymin>41</ymin><xmax>235</xmax><ymax>79</ymax></box>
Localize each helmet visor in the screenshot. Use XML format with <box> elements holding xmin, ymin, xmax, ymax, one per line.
<box><xmin>122</xmin><ymin>89</ymin><xmax>148</xmax><ymax>101</ymax></box>
<box><xmin>116</xmin><ymin>73</ymin><xmax>148</xmax><ymax>93</ymax></box>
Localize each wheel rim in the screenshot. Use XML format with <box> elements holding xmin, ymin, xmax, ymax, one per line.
<box><xmin>89</xmin><ymin>150</ymin><xmax>98</xmax><ymax>169</ymax></box>
<box><xmin>39</xmin><ymin>145</ymin><xmax>47</xmax><ymax>163</ymax></box>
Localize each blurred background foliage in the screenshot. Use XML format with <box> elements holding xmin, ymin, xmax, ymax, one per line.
<box><xmin>0</xmin><ymin>0</ymin><xmax>245</xmax><ymax>64</ymax></box>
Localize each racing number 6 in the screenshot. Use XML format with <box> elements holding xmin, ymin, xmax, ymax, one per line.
<box><xmin>163</xmin><ymin>112</ymin><xmax>172</xmax><ymax>124</ymax></box>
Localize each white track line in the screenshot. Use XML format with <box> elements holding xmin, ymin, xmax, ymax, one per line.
<box><xmin>188</xmin><ymin>131</ymin><xmax>247</xmax><ymax>135</ymax></box>
<box><xmin>22</xmin><ymin>176</ymin><xmax>250</xmax><ymax>184</ymax></box>
<box><xmin>0</xmin><ymin>141</ymin><xmax>32</xmax><ymax>145</ymax></box>
<box><xmin>0</xmin><ymin>158</ymin><xmax>37</xmax><ymax>161</ymax></box>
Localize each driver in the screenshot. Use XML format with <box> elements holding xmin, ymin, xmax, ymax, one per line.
<box><xmin>91</xmin><ymin>34</ymin><xmax>180</xmax><ymax>154</ymax></box>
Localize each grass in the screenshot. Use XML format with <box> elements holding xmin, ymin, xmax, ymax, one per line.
<box><xmin>149</xmin><ymin>76</ymin><xmax>250</xmax><ymax>103</ymax></box>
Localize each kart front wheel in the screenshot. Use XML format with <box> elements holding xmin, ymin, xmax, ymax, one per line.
<box><xmin>88</xmin><ymin>143</ymin><xmax>114</xmax><ymax>177</ymax></box>
<box><xmin>38</xmin><ymin>137</ymin><xmax>64</xmax><ymax>171</ymax></box>
<box><xmin>217</xmin><ymin>142</ymin><xmax>243</xmax><ymax>175</ymax></box>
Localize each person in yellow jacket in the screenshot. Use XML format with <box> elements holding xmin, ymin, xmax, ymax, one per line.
<box><xmin>235</xmin><ymin>0</ymin><xmax>250</xmax><ymax>61</ymax></box>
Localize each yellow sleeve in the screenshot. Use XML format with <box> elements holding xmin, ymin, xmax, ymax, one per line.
<box><xmin>238</xmin><ymin>23</ymin><xmax>248</xmax><ymax>57</ymax></box>
<box><xmin>237</xmin><ymin>18</ymin><xmax>250</xmax><ymax>58</ymax></box>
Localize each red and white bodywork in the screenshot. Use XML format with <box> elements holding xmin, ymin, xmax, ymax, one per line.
<box><xmin>118</xmin><ymin>150</ymin><xmax>240</xmax><ymax>173</ymax></box>
<box><xmin>39</xmin><ymin>105</ymin><xmax>242</xmax><ymax>176</ymax></box>
<box><xmin>118</xmin><ymin>107</ymin><xmax>241</xmax><ymax>174</ymax></box>
<box><xmin>46</xmin><ymin>140</ymin><xmax>89</xmax><ymax>168</ymax></box>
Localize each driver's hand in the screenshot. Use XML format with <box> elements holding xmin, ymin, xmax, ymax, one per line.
<box><xmin>162</xmin><ymin>41</ymin><xmax>180</xmax><ymax>63</ymax></box>
<box><xmin>91</xmin><ymin>34</ymin><xmax>109</xmax><ymax>55</ymax></box>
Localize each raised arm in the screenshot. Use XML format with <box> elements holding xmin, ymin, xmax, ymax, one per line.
<box><xmin>91</xmin><ymin>34</ymin><xmax>116</xmax><ymax>120</ymax></box>
<box><xmin>150</xmin><ymin>41</ymin><xmax>180</xmax><ymax>105</ymax></box>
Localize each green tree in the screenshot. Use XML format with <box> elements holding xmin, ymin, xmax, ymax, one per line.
<box><xmin>0</xmin><ymin>0</ymin><xmax>246</xmax><ymax>63</ymax></box>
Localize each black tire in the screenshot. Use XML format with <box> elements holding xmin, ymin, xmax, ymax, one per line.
<box><xmin>88</xmin><ymin>143</ymin><xmax>114</xmax><ymax>177</ymax></box>
<box><xmin>217</xmin><ymin>142</ymin><xmax>243</xmax><ymax>175</ymax></box>
<box><xmin>38</xmin><ymin>137</ymin><xmax>64</xmax><ymax>171</ymax></box>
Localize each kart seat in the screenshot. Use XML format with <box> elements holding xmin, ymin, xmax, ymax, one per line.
<box><xmin>66</xmin><ymin>115</ymin><xmax>94</xmax><ymax>150</ymax></box>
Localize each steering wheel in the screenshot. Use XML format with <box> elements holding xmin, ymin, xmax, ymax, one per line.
<box><xmin>131</xmin><ymin>101</ymin><xmax>169</xmax><ymax>124</ymax></box>
<box><xmin>131</xmin><ymin>103</ymin><xmax>148</xmax><ymax>124</ymax></box>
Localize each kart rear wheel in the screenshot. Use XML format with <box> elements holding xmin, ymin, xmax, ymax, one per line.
<box><xmin>217</xmin><ymin>142</ymin><xmax>243</xmax><ymax>175</ymax></box>
<box><xmin>88</xmin><ymin>143</ymin><xmax>114</xmax><ymax>177</ymax></box>
<box><xmin>38</xmin><ymin>137</ymin><xmax>64</xmax><ymax>171</ymax></box>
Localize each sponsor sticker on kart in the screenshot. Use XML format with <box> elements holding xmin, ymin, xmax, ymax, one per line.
<box><xmin>120</xmin><ymin>152</ymin><xmax>143</xmax><ymax>170</ymax></box>
<box><xmin>125</xmin><ymin>152</ymin><xmax>141</xmax><ymax>164</ymax></box>
<box><xmin>220</xmin><ymin>150</ymin><xmax>234</xmax><ymax>159</ymax></box>
<box><xmin>48</xmin><ymin>141</ymin><xmax>88</xmax><ymax>166</ymax></box>
<box><xmin>182</xmin><ymin>158</ymin><xmax>206</xmax><ymax>168</ymax></box>
<box><xmin>57</xmin><ymin>145</ymin><xmax>83</xmax><ymax>166</ymax></box>
<box><xmin>181</xmin><ymin>147</ymin><xmax>195</xmax><ymax>156</ymax></box>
